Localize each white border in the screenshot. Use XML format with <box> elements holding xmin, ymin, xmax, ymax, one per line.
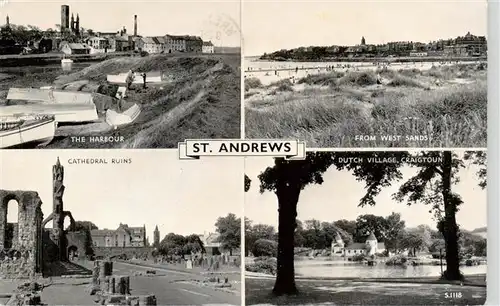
<box><xmin>486</xmin><ymin>0</ymin><xmax>499</xmax><ymax>304</ymax></box>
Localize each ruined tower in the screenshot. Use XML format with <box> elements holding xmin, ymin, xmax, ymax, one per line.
<box><xmin>61</xmin><ymin>5</ymin><xmax>70</xmax><ymax>32</ymax></box>
<box><xmin>75</xmin><ymin>14</ymin><xmax>80</xmax><ymax>35</ymax></box>
<box><xmin>52</xmin><ymin>157</ymin><xmax>66</xmax><ymax>260</ymax></box>
<box><xmin>134</xmin><ymin>15</ymin><xmax>137</xmax><ymax>36</ymax></box>
<box><xmin>153</xmin><ymin>225</ymin><xmax>160</xmax><ymax>248</ymax></box>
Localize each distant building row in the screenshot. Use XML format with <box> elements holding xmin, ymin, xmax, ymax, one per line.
<box><xmin>57</xmin><ymin>34</ymin><xmax>214</xmax><ymax>55</ymax></box>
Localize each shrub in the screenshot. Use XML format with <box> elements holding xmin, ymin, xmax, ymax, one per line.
<box><xmin>385</xmin><ymin>254</ymin><xmax>408</xmax><ymax>266</ymax></box>
<box><xmin>351</xmin><ymin>254</ymin><xmax>367</xmax><ymax>262</ymax></box>
<box><xmin>245</xmin><ymin>256</ymin><xmax>277</xmax><ymax>275</ymax></box>
<box><xmin>252</xmin><ymin>239</ymin><xmax>278</xmax><ymax>257</ymax></box>
<box><xmin>245</xmin><ymin>77</ymin><xmax>262</xmax><ymax>91</ymax></box>
<box><xmin>338</xmin><ymin>71</ymin><xmax>377</xmax><ymax>86</ymax></box>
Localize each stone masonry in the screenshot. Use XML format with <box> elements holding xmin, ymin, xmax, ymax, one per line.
<box><xmin>0</xmin><ymin>190</ymin><xmax>44</xmax><ymax>278</ymax></box>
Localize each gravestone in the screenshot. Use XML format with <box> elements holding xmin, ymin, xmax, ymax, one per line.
<box><xmin>186</xmin><ymin>259</ymin><xmax>193</xmax><ymax>269</ymax></box>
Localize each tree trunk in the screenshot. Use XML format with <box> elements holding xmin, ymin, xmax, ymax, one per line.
<box><xmin>273</xmin><ymin>186</ymin><xmax>300</xmax><ymax>295</ymax></box>
<box><xmin>441</xmin><ymin>151</ymin><xmax>462</xmax><ymax>280</ymax></box>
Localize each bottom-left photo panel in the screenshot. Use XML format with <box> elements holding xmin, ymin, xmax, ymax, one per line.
<box><xmin>0</xmin><ymin>150</ymin><xmax>243</xmax><ymax>306</ymax></box>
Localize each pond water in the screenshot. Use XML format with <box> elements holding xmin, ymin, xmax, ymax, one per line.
<box><xmin>295</xmin><ymin>259</ymin><xmax>487</xmax><ymax>278</ymax></box>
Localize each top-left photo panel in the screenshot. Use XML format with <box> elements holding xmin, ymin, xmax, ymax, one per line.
<box><xmin>0</xmin><ymin>0</ymin><xmax>241</xmax><ymax>149</ymax></box>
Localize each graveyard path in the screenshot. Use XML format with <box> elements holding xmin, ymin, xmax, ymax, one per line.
<box><xmin>113</xmin><ymin>261</ymin><xmax>241</xmax><ymax>305</ymax></box>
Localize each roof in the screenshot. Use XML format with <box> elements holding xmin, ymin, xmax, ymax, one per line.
<box><xmin>345</xmin><ymin>242</ymin><xmax>386</xmax><ymax>250</ymax></box>
<box><xmin>64</xmin><ymin>43</ymin><xmax>90</xmax><ymax>50</ymax></box>
<box><xmin>335</xmin><ymin>232</ymin><xmax>342</xmax><ymax>241</ymax></box>
<box><xmin>366</xmin><ymin>232</ymin><xmax>377</xmax><ymax>241</ymax></box>
<box><xmin>90</xmin><ymin>229</ymin><xmax>115</xmax><ymax>237</ymax></box>
<box><xmin>89</xmin><ymin>36</ymin><xmax>108</xmax><ymax>41</ymax></box>
<box><xmin>141</xmin><ymin>37</ymin><xmax>156</xmax><ymax>44</ymax></box>
<box><xmin>203</xmin><ymin>41</ymin><xmax>213</xmax><ymax>46</ymax></box>
<box><xmin>154</xmin><ymin>36</ymin><xmax>166</xmax><ymax>44</ymax></box>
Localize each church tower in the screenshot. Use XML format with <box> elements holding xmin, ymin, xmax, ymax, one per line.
<box><xmin>75</xmin><ymin>14</ymin><xmax>80</xmax><ymax>35</ymax></box>
<box><xmin>361</xmin><ymin>36</ymin><xmax>366</xmax><ymax>46</ymax></box>
<box><xmin>153</xmin><ymin>225</ymin><xmax>160</xmax><ymax>248</ymax></box>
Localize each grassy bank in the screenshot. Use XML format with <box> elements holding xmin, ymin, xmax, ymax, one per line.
<box><xmin>245</xmin><ymin>63</ymin><xmax>487</xmax><ymax>147</ymax></box>
<box><xmin>0</xmin><ymin>53</ymin><xmax>240</xmax><ymax>148</ymax></box>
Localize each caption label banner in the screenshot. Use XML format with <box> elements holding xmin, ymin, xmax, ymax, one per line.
<box><xmin>178</xmin><ymin>139</ymin><xmax>306</xmax><ymax>160</ymax></box>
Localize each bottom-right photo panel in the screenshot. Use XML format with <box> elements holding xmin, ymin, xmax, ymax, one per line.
<box><xmin>244</xmin><ymin>150</ymin><xmax>487</xmax><ymax>305</ymax></box>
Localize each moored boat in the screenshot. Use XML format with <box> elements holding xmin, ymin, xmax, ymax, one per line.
<box><xmin>0</xmin><ymin>115</ymin><xmax>56</xmax><ymax>149</ymax></box>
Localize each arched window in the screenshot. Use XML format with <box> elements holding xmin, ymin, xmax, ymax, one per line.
<box><xmin>5</xmin><ymin>199</ymin><xmax>19</xmax><ymax>249</ymax></box>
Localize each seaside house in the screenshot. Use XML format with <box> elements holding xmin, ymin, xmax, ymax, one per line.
<box><xmin>60</xmin><ymin>41</ymin><xmax>91</xmax><ymax>55</ymax></box>
<box><xmin>202</xmin><ymin>41</ymin><xmax>215</xmax><ymax>53</ymax></box>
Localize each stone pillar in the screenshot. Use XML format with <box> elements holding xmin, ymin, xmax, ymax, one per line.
<box><xmin>115</xmin><ymin>276</ymin><xmax>130</xmax><ymax>295</ymax></box>
<box><xmin>138</xmin><ymin>295</ymin><xmax>157</xmax><ymax>306</ymax></box>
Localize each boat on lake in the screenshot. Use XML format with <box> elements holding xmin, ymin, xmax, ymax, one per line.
<box><xmin>0</xmin><ymin>115</ymin><xmax>56</xmax><ymax>148</ymax></box>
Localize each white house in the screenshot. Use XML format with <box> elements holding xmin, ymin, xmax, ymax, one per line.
<box><xmin>333</xmin><ymin>232</ymin><xmax>386</xmax><ymax>257</ymax></box>
<box><xmin>202</xmin><ymin>41</ymin><xmax>215</xmax><ymax>53</ymax></box>
<box><xmin>60</xmin><ymin>42</ymin><xmax>91</xmax><ymax>55</ymax></box>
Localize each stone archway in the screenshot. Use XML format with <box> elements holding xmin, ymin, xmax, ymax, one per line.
<box><xmin>68</xmin><ymin>245</ymin><xmax>78</xmax><ymax>261</ymax></box>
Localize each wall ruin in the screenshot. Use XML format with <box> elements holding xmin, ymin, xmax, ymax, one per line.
<box><xmin>0</xmin><ymin>190</ymin><xmax>44</xmax><ymax>278</ymax></box>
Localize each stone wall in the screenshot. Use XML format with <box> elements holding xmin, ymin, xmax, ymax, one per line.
<box><xmin>0</xmin><ymin>190</ymin><xmax>43</xmax><ymax>278</ymax></box>
<box><xmin>93</xmin><ymin>247</ymin><xmax>154</xmax><ymax>259</ymax></box>
<box><xmin>67</xmin><ymin>231</ymin><xmax>90</xmax><ymax>258</ymax></box>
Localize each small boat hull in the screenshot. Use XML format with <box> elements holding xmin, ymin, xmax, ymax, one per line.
<box><xmin>0</xmin><ymin>117</ymin><xmax>56</xmax><ymax>149</ymax></box>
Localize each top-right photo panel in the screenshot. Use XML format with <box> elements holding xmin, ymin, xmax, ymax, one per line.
<box><xmin>243</xmin><ymin>0</ymin><xmax>487</xmax><ymax>148</ymax></box>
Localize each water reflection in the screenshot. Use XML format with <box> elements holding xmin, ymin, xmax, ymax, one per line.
<box><xmin>295</xmin><ymin>260</ymin><xmax>487</xmax><ymax>278</ymax></box>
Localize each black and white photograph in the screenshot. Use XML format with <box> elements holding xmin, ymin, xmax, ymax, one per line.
<box><xmin>0</xmin><ymin>1</ymin><xmax>241</xmax><ymax>149</ymax></box>
<box><xmin>244</xmin><ymin>1</ymin><xmax>487</xmax><ymax>148</ymax></box>
<box><xmin>244</xmin><ymin>151</ymin><xmax>487</xmax><ymax>305</ymax></box>
<box><xmin>0</xmin><ymin>150</ymin><xmax>243</xmax><ymax>305</ymax></box>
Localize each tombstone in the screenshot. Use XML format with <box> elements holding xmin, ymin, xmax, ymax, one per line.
<box><xmin>213</xmin><ymin>260</ymin><xmax>220</xmax><ymax>271</ymax></box>
<box><xmin>186</xmin><ymin>259</ymin><xmax>193</xmax><ymax>270</ymax></box>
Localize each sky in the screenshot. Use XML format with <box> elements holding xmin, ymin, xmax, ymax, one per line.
<box><xmin>1</xmin><ymin>150</ymin><xmax>244</xmax><ymax>242</ymax></box>
<box><xmin>0</xmin><ymin>0</ymin><xmax>241</xmax><ymax>46</ymax></box>
<box><xmin>242</xmin><ymin>0</ymin><xmax>488</xmax><ymax>56</ymax></box>
<box><xmin>244</xmin><ymin>152</ymin><xmax>487</xmax><ymax>232</ymax></box>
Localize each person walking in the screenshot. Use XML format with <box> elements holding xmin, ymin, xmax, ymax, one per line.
<box><xmin>126</xmin><ymin>69</ymin><xmax>135</xmax><ymax>90</ymax></box>
<box><xmin>142</xmin><ymin>72</ymin><xmax>147</xmax><ymax>89</ymax></box>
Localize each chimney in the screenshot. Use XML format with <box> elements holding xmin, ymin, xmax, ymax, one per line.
<box><xmin>134</xmin><ymin>15</ymin><xmax>137</xmax><ymax>36</ymax></box>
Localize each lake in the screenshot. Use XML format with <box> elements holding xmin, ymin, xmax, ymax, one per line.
<box><xmin>295</xmin><ymin>259</ymin><xmax>487</xmax><ymax>278</ymax></box>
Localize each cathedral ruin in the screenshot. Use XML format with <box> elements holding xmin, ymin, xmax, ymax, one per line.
<box><xmin>0</xmin><ymin>158</ymin><xmax>81</xmax><ymax>279</ymax></box>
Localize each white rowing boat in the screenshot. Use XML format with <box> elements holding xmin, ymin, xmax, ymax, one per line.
<box><xmin>0</xmin><ymin>115</ymin><xmax>56</xmax><ymax>149</ymax></box>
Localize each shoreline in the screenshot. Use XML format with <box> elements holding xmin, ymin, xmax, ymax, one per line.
<box><xmin>248</xmin><ymin>56</ymin><xmax>486</xmax><ymax>64</ymax></box>
<box><xmin>245</xmin><ymin>271</ymin><xmax>487</xmax><ymax>287</ymax></box>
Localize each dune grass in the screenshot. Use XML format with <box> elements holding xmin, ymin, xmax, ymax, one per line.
<box><xmin>42</xmin><ymin>54</ymin><xmax>241</xmax><ymax>148</ymax></box>
<box><xmin>245</xmin><ymin>63</ymin><xmax>487</xmax><ymax>147</ymax></box>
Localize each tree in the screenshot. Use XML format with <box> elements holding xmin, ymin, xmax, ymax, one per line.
<box><xmin>252</xmin><ymin>239</ymin><xmax>278</xmax><ymax>257</ymax></box>
<box><xmin>334</xmin><ymin>150</ymin><xmax>486</xmax><ymax>281</ymax></box>
<box><xmin>334</xmin><ymin>219</ymin><xmax>357</xmax><ymax>239</ymax></box>
<box><xmin>354</xmin><ymin>214</ymin><xmax>388</xmax><ymax>243</ymax></box>
<box><xmin>383</xmin><ymin>213</ymin><xmax>406</xmax><ymax>253</ymax></box>
<box><xmin>246</xmin><ymin>223</ymin><xmax>276</xmax><ymax>256</ymax></box>
<box><xmin>245</xmin><ymin>174</ymin><xmax>251</xmax><ymax>192</ymax></box>
<box><xmin>256</xmin><ymin>153</ymin><xmax>337</xmax><ymax>295</ymax></box>
<box><xmin>71</xmin><ymin>221</ymin><xmax>98</xmax><ymax>231</ymax></box>
<box><xmin>215</xmin><ymin>213</ymin><xmax>241</xmax><ymax>255</ymax></box>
